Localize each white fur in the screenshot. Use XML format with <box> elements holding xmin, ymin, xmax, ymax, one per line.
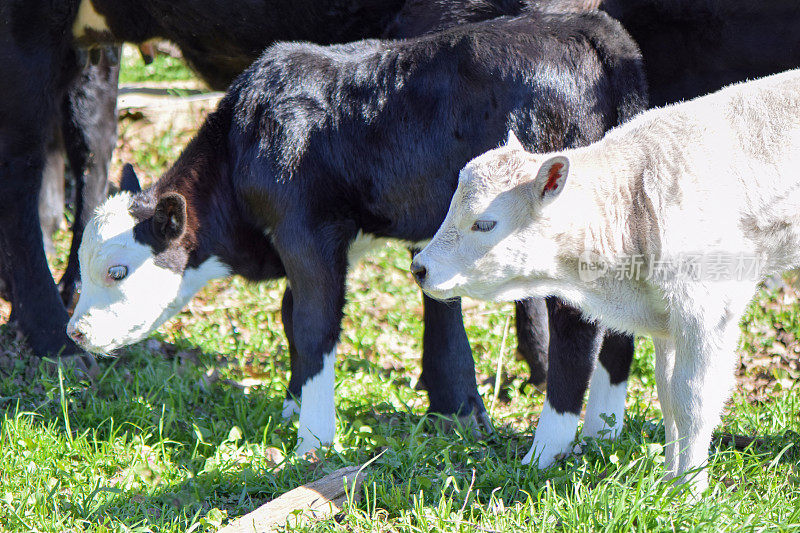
<box><xmin>417</xmin><ymin>70</ymin><xmax>800</xmax><ymax>493</ymax></box>
<box><xmin>282</xmin><ymin>398</ymin><xmax>300</xmax><ymax>419</ymax></box>
<box><xmin>523</xmin><ymin>400</ymin><xmax>579</xmax><ymax>467</ymax></box>
<box><xmin>581</xmin><ymin>364</ymin><xmax>626</xmax><ymax>440</ymax></box>
<box><xmin>295</xmin><ymin>348</ymin><xmax>337</xmax><ymax>456</ymax></box>
<box><xmin>72</xmin><ymin>0</ymin><xmax>110</xmax><ymax>38</ymax></box>
<box><xmin>68</xmin><ymin>193</ymin><xmax>230</xmax><ymax>353</ymax></box>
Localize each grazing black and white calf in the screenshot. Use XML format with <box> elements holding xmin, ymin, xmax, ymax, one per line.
<box><xmin>413</xmin><ymin>69</ymin><xmax>800</xmax><ymax>492</ymax></box>
<box><xmin>68</xmin><ymin>12</ymin><xmax>646</xmax><ymax>454</ymax></box>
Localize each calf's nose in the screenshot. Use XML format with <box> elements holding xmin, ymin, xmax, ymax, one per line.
<box><xmin>67</xmin><ymin>323</ymin><xmax>86</xmax><ymax>345</ymax></box>
<box><xmin>410</xmin><ymin>259</ymin><xmax>427</xmax><ymax>286</ymax></box>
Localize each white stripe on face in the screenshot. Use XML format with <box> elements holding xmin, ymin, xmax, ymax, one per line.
<box><xmin>295</xmin><ymin>347</ymin><xmax>337</xmax><ymax>456</ymax></box>
<box><xmin>523</xmin><ymin>399</ymin><xmax>579</xmax><ymax>467</ymax></box>
<box><xmin>68</xmin><ymin>193</ymin><xmax>229</xmax><ymax>353</ymax></box>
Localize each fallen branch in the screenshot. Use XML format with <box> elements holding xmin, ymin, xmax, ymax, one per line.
<box><xmin>715</xmin><ymin>433</ymin><xmax>761</xmax><ymax>450</ymax></box>
<box><xmin>218</xmin><ymin>465</ymin><xmax>367</xmax><ymax>533</ymax></box>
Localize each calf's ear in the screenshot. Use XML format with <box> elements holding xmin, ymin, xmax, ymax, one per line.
<box><xmin>120</xmin><ymin>164</ymin><xmax>142</xmax><ymax>193</ymax></box>
<box><xmin>506</xmin><ymin>130</ymin><xmax>524</xmax><ymax>151</ymax></box>
<box><xmin>530</xmin><ymin>156</ymin><xmax>569</xmax><ymax>204</ymax></box>
<box><xmin>153</xmin><ymin>192</ymin><xmax>187</xmax><ymax>242</ymax></box>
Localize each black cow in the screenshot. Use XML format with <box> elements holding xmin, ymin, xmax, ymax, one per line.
<box><xmin>599</xmin><ymin>0</ymin><xmax>800</xmax><ymax>106</ymax></box>
<box><xmin>67</xmin><ymin>11</ymin><xmax>646</xmax><ymax>454</ymax></box>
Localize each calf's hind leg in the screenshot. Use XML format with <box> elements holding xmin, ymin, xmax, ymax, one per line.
<box><xmin>581</xmin><ymin>330</ymin><xmax>635</xmax><ymax>441</ymax></box>
<box><xmin>280</xmin><ymin>287</ymin><xmax>301</xmax><ymax>419</ymax></box>
<box><xmin>524</xmin><ymin>298</ymin><xmax>604</xmax><ymax>466</ymax></box>
<box><xmin>420</xmin><ymin>293</ymin><xmax>489</xmax><ymax>429</ymax></box>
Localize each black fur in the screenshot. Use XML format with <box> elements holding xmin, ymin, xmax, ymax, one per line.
<box><xmin>120</xmin><ymin>164</ymin><xmax>142</xmax><ymax>194</ymax></box>
<box><xmin>600</xmin><ymin>0</ymin><xmax>800</xmax><ymax>106</ymax></box>
<box><xmin>544</xmin><ymin>298</ymin><xmax>603</xmax><ymax>414</ymax></box>
<box><xmin>89</xmin><ymin>0</ymin><xmax>406</xmax><ymax>90</ymax></box>
<box><xmin>0</xmin><ymin>0</ymin><xmax>85</xmax><ymax>355</ymax></box>
<box><xmin>127</xmin><ymin>12</ymin><xmax>647</xmax><ymax>418</ymax></box>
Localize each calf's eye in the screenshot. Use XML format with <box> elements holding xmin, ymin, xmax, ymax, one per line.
<box><xmin>107</xmin><ymin>265</ymin><xmax>128</xmax><ymax>281</ymax></box>
<box><xmin>470</xmin><ymin>220</ymin><xmax>497</xmax><ymax>232</ymax></box>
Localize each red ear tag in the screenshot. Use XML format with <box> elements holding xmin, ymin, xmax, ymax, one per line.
<box><xmin>543</xmin><ymin>162</ymin><xmax>564</xmax><ymax>194</ymax></box>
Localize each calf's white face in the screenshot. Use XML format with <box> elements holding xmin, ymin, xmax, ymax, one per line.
<box><xmin>68</xmin><ymin>191</ymin><xmax>229</xmax><ymax>353</ymax></box>
<box><xmin>412</xmin><ymin>132</ymin><xmax>569</xmax><ymax>302</ymax></box>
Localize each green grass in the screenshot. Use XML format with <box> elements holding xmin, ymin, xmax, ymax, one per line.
<box><xmin>2</xmin><ymin>244</ymin><xmax>798</xmax><ymax>532</ymax></box>
<box><xmin>1</xmin><ymin>56</ymin><xmax>799</xmax><ymax>532</ymax></box>
<box><xmin>118</xmin><ymin>44</ymin><xmax>194</xmax><ymax>84</ymax></box>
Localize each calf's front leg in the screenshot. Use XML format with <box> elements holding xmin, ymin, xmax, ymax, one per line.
<box><xmin>275</xmin><ymin>228</ymin><xmax>348</xmax><ymax>455</ymax></box>
<box><xmin>661</xmin><ymin>284</ymin><xmax>754</xmax><ymax>493</ymax></box>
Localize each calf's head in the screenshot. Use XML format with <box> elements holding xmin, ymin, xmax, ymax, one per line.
<box><xmin>412</xmin><ymin>132</ymin><xmax>569</xmax><ymax>302</ymax></box>
<box><xmin>67</xmin><ymin>166</ymin><xmax>229</xmax><ymax>353</ymax></box>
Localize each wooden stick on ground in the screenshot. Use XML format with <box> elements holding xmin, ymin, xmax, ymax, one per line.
<box><xmin>716</xmin><ymin>433</ymin><xmax>761</xmax><ymax>450</ymax></box>
<box><xmin>218</xmin><ymin>465</ymin><xmax>368</xmax><ymax>533</ymax></box>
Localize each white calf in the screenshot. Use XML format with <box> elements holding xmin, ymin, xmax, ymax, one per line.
<box><xmin>413</xmin><ymin>69</ymin><xmax>800</xmax><ymax>493</ymax></box>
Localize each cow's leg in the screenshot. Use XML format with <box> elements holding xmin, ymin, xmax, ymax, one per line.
<box><xmin>273</xmin><ymin>223</ymin><xmax>350</xmax><ymax>455</ymax></box>
<box><xmin>59</xmin><ymin>46</ymin><xmax>120</xmax><ymax>308</ymax></box>
<box><xmin>581</xmin><ymin>331</ymin><xmax>635</xmax><ymax>441</ymax></box>
<box><xmin>514</xmin><ymin>298</ymin><xmax>549</xmax><ymax>392</ymax></box>
<box><xmin>39</xmin><ymin>126</ymin><xmax>65</xmax><ymax>258</ymax></box>
<box><xmin>523</xmin><ymin>298</ymin><xmax>603</xmax><ymax>467</ymax></box>
<box><xmin>0</xmin><ymin>42</ymin><xmax>79</xmax><ymax>357</ymax></box>
<box><xmin>420</xmin><ymin>293</ymin><xmax>489</xmax><ymax>429</ymax></box>
<box><xmin>281</xmin><ymin>286</ymin><xmax>302</xmax><ymax>418</ymax></box>
<box><xmin>0</xmin><ymin>152</ymin><xmax>79</xmax><ymax>357</ymax></box>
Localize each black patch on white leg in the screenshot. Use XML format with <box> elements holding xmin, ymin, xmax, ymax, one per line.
<box><xmin>598</xmin><ymin>331</ymin><xmax>634</xmax><ymax>385</ymax></box>
<box><xmin>544</xmin><ymin>297</ymin><xmax>603</xmax><ymax>415</ymax></box>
